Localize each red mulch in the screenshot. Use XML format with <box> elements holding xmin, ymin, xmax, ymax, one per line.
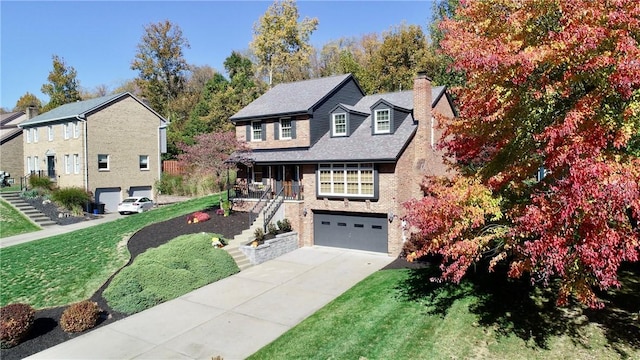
<box><xmin>1</xmin><ymin>209</ymin><xmax>250</xmax><ymax>360</ymax></box>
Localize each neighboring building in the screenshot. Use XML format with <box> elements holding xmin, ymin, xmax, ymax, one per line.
<box><xmin>0</xmin><ymin>108</ymin><xmax>39</xmax><ymax>182</ymax></box>
<box><xmin>19</xmin><ymin>93</ymin><xmax>167</xmax><ymax>212</ymax></box>
<box><xmin>229</xmin><ymin>73</ymin><xmax>455</xmax><ymax>256</ymax></box>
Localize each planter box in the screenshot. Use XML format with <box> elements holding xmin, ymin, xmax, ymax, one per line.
<box><xmin>240</xmin><ymin>231</ymin><xmax>299</xmax><ymax>265</ymax></box>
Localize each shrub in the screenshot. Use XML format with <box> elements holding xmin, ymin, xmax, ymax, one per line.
<box><xmin>20</xmin><ymin>189</ymin><xmax>40</xmax><ymax>199</ymax></box>
<box><xmin>104</xmin><ymin>233</ymin><xmax>239</xmax><ymax>314</ymax></box>
<box><xmin>267</xmin><ymin>222</ymin><xmax>278</xmax><ymax>235</ymax></box>
<box><xmin>51</xmin><ymin>187</ymin><xmax>91</xmax><ymax>211</ymax></box>
<box><xmin>0</xmin><ymin>303</ymin><xmax>35</xmax><ymax>349</ymax></box>
<box><xmin>59</xmin><ymin>300</ymin><xmax>101</xmax><ymax>333</ymax></box>
<box><xmin>28</xmin><ymin>176</ymin><xmax>53</xmax><ymax>190</ymax></box>
<box><xmin>254</xmin><ymin>227</ymin><xmax>265</xmax><ymax>241</ymax></box>
<box><xmin>277</xmin><ymin>218</ymin><xmax>292</xmax><ymax>232</ymax></box>
<box><xmin>156</xmin><ymin>173</ymin><xmax>184</xmax><ymax>195</ymax></box>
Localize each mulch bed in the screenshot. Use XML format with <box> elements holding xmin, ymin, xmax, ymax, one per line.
<box><xmin>1</xmin><ymin>208</ymin><xmax>250</xmax><ymax>360</ymax></box>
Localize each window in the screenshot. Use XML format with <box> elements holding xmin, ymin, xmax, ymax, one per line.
<box><xmin>64</xmin><ymin>123</ymin><xmax>71</xmax><ymax>139</ymax></box>
<box><xmin>139</xmin><ymin>155</ymin><xmax>149</xmax><ymax>170</ymax></box>
<box><xmin>73</xmin><ymin>154</ymin><xmax>80</xmax><ymax>174</ymax></box>
<box><xmin>332</xmin><ymin>113</ymin><xmax>347</xmax><ymax>136</ymax></box>
<box><xmin>251</xmin><ymin>121</ymin><xmax>262</xmax><ymax>141</ymax></box>
<box><xmin>280</xmin><ymin>118</ymin><xmax>292</xmax><ymax>139</ymax></box>
<box><xmin>64</xmin><ymin>155</ymin><xmax>71</xmax><ymax>174</ymax></box>
<box><xmin>318</xmin><ymin>163</ymin><xmax>375</xmax><ymax>198</ymax></box>
<box><xmin>73</xmin><ymin>121</ymin><xmax>80</xmax><ymax>138</ymax></box>
<box><xmin>374</xmin><ymin>109</ymin><xmax>390</xmax><ymax>134</ymax></box>
<box><xmin>26</xmin><ymin>129</ymin><xmax>31</xmax><ymax>143</ymax></box>
<box><xmin>32</xmin><ymin>128</ymin><xmax>39</xmax><ymax>142</ymax></box>
<box><xmin>27</xmin><ymin>156</ymin><xmax>32</xmax><ymax>172</ymax></box>
<box><xmin>48</xmin><ymin>125</ymin><xmax>54</xmax><ymax>141</ymax></box>
<box><xmin>33</xmin><ymin>156</ymin><xmax>39</xmax><ymax>171</ymax></box>
<box><xmin>98</xmin><ymin>154</ymin><xmax>109</xmax><ymax>170</ymax></box>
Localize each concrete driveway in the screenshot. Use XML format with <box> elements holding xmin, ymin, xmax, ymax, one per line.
<box><xmin>27</xmin><ymin>246</ymin><xmax>394</xmax><ymax>360</ymax></box>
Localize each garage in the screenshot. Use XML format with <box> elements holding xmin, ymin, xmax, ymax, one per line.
<box><xmin>129</xmin><ymin>186</ymin><xmax>153</xmax><ymax>199</ymax></box>
<box><xmin>95</xmin><ymin>187</ymin><xmax>121</xmax><ymax>213</ymax></box>
<box><xmin>313</xmin><ymin>211</ymin><xmax>388</xmax><ymax>253</ymax></box>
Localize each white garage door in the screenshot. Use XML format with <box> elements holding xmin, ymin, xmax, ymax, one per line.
<box><xmin>313</xmin><ymin>211</ymin><xmax>388</xmax><ymax>253</ymax></box>
<box><xmin>95</xmin><ymin>187</ymin><xmax>121</xmax><ymax>213</ymax></box>
<box><xmin>129</xmin><ymin>186</ymin><xmax>153</xmax><ymax>199</ymax></box>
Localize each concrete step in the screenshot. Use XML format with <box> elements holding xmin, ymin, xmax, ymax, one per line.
<box><xmin>0</xmin><ymin>192</ymin><xmax>55</xmax><ymax>227</ymax></box>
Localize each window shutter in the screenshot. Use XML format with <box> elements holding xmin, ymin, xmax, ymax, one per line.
<box><xmin>274</xmin><ymin>122</ymin><xmax>279</xmax><ymax>140</ymax></box>
<box><xmin>246</xmin><ymin>123</ymin><xmax>251</xmax><ymax>141</ymax></box>
<box><xmin>291</xmin><ymin>120</ymin><xmax>296</xmax><ymax>139</ymax></box>
<box><xmin>261</xmin><ymin>123</ymin><xmax>267</xmax><ymax>141</ymax></box>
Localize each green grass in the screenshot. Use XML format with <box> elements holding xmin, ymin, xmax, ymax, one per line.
<box><xmin>104</xmin><ymin>232</ymin><xmax>239</xmax><ymax>314</ymax></box>
<box><xmin>0</xmin><ymin>199</ymin><xmax>40</xmax><ymax>238</ymax></box>
<box><xmin>0</xmin><ymin>193</ymin><xmax>224</xmax><ymax>309</ymax></box>
<box><xmin>0</xmin><ymin>185</ymin><xmax>21</xmax><ymax>193</ymax></box>
<box><xmin>249</xmin><ymin>265</ymin><xmax>640</xmax><ymax>360</ymax></box>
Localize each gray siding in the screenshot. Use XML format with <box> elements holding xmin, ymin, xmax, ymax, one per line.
<box><xmin>309</xmin><ymin>79</ymin><xmax>364</xmax><ymax>145</ymax></box>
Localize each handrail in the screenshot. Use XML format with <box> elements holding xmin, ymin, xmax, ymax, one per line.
<box><xmin>248</xmin><ymin>185</ymin><xmax>271</xmax><ymax>225</ymax></box>
<box><xmin>262</xmin><ymin>187</ymin><xmax>284</xmax><ymax>231</ymax></box>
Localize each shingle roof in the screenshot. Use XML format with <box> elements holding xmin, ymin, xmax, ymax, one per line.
<box><xmin>230</xmin><ymin>74</ymin><xmax>354</xmax><ymax>121</ymax></box>
<box><xmin>19</xmin><ymin>93</ymin><xmax>166</xmax><ymax>127</ymax></box>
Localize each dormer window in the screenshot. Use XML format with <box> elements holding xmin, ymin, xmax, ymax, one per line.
<box><xmin>332</xmin><ymin>113</ymin><xmax>347</xmax><ymax>136</ymax></box>
<box><xmin>280</xmin><ymin>118</ymin><xmax>292</xmax><ymax>139</ymax></box>
<box><xmin>374</xmin><ymin>109</ymin><xmax>390</xmax><ymax>134</ymax></box>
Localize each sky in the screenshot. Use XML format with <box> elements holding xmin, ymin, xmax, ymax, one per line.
<box><xmin>0</xmin><ymin>0</ymin><xmax>435</xmax><ymax>110</ymax></box>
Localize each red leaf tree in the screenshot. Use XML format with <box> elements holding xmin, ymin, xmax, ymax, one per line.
<box><xmin>404</xmin><ymin>0</ymin><xmax>640</xmax><ymax>307</ymax></box>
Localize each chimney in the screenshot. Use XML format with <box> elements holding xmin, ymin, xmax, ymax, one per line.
<box><xmin>413</xmin><ymin>71</ymin><xmax>432</xmax><ymax>170</ymax></box>
<box><xmin>26</xmin><ymin>106</ymin><xmax>38</xmax><ymax>120</ymax></box>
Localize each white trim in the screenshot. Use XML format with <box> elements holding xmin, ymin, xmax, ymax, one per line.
<box><xmin>73</xmin><ymin>154</ymin><xmax>80</xmax><ymax>174</ymax></box>
<box><xmin>139</xmin><ymin>155</ymin><xmax>150</xmax><ymax>171</ymax></box>
<box><xmin>374</xmin><ymin>109</ymin><xmax>390</xmax><ymax>134</ymax></box>
<box><xmin>332</xmin><ymin>113</ymin><xmax>347</xmax><ymax>136</ymax></box>
<box><xmin>98</xmin><ymin>154</ymin><xmax>109</xmax><ymax>171</ymax></box>
<box><xmin>64</xmin><ymin>154</ymin><xmax>71</xmax><ymax>174</ymax></box>
<box><xmin>73</xmin><ymin>121</ymin><xmax>80</xmax><ymax>138</ymax></box>
<box><xmin>251</xmin><ymin>121</ymin><xmax>262</xmax><ymax>142</ymax></box>
<box><xmin>279</xmin><ymin>118</ymin><xmax>292</xmax><ymax>140</ymax></box>
<box><xmin>32</xmin><ymin>127</ymin><xmax>39</xmax><ymax>142</ymax></box>
<box><xmin>318</xmin><ymin>163</ymin><xmax>374</xmax><ymax>197</ymax></box>
<box><xmin>48</xmin><ymin>125</ymin><xmax>54</xmax><ymax>141</ymax></box>
<box><xmin>64</xmin><ymin>123</ymin><xmax>71</xmax><ymax>139</ymax></box>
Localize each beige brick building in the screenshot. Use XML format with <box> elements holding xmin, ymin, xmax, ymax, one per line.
<box><xmin>229</xmin><ymin>73</ymin><xmax>455</xmax><ymax>257</ymax></box>
<box><xmin>19</xmin><ymin>93</ymin><xmax>167</xmax><ymax>212</ymax></box>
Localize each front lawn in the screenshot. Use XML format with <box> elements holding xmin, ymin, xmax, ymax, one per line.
<box><xmin>0</xmin><ymin>199</ymin><xmax>40</xmax><ymax>238</ymax></box>
<box><xmin>0</xmin><ymin>194</ymin><xmax>223</xmax><ymax>308</ymax></box>
<box><xmin>249</xmin><ymin>265</ymin><xmax>640</xmax><ymax>359</ymax></box>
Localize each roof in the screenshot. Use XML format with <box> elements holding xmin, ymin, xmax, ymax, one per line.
<box><xmin>230</xmin><ymin>74</ymin><xmax>355</xmax><ymax>121</ymax></box>
<box><xmin>232</xmin><ymin>82</ymin><xmax>450</xmax><ymax>164</ymax></box>
<box><xmin>19</xmin><ymin>93</ymin><xmax>167</xmax><ymax>127</ymax></box>
<box><xmin>1</xmin><ymin>112</ymin><xmax>26</xmax><ymax>144</ymax></box>
<box><xmin>1</xmin><ymin>111</ymin><xmax>26</xmax><ymax>126</ymax></box>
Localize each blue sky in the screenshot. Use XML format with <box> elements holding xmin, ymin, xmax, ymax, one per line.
<box><xmin>1</xmin><ymin>1</ymin><xmax>435</xmax><ymax>109</ymax></box>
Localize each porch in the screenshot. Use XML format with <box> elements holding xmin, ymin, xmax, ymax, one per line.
<box><xmin>232</xmin><ymin>164</ymin><xmax>303</xmax><ymax>201</ymax></box>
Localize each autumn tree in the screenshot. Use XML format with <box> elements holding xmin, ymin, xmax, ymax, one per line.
<box><xmin>41</xmin><ymin>55</ymin><xmax>81</xmax><ymax>112</ymax></box>
<box><xmin>251</xmin><ymin>0</ymin><xmax>318</xmax><ymax>86</ymax></box>
<box><xmin>131</xmin><ymin>20</ymin><xmax>191</xmax><ymax>119</ymax></box>
<box><xmin>13</xmin><ymin>92</ymin><xmax>43</xmax><ymax>112</ymax></box>
<box><xmin>423</xmin><ymin>0</ymin><xmax>465</xmax><ymax>88</ymax></box>
<box><xmin>404</xmin><ymin>0</ymin><xmax>640</xmax><ymax>308</ymax></box>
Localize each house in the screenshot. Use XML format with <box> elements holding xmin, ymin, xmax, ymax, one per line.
<box><xmin>229</xmin><ymin>73</ymin><xmax>455</xmax><ymax>256</ymax></box>
<box><xmin>18</xmin><ymin>93</ymin><xmax>167</xmax><ymax>212</ymax></box>
<box><xmin>0</xmin><ymin>108</ymin><xmax>39</xmax><ymax>183</ymax></box>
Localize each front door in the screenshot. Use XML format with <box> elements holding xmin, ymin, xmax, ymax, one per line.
<box><xmin>47</xmin><ymin>156</ymin><xmax>55</xmax><ymax>179</ymax></box>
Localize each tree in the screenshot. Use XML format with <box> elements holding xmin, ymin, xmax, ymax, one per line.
<box><xmin>41</xmin><ymin>55</ymin><xmax>81</xmax><ymax>112</ymax></box>
<box><xmin>404</xmin><ymin>0</ymin><xmax>640</xmax><ymax>308</ymax></box>
<box><xmin>423</xmin><ymin>0</ymin><xmax>465</xmax><ymax>88</ymax></box>
<box><xmin>13</xmin><ymin>92</ymin><xmax>43</xmax><ymax>112</ymax></box>
<box><xmin>177</xmin><ymin>131</ymin><xmax>250</xmax><ymax>191</ymax></box>
<box><xmin>131</xmin><ymin>20</ymin><xmax>191</xmax><ymax>119</ymax></box>
<box><xmin>251</xmin><ymin>0</ymin><xmax>318</xmax><ymax>86</ymax></box>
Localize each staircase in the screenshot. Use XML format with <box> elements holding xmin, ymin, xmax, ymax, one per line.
<box><xmin>223</xmin><ymin>210</ymin><xmax>268</xmax><ymax>271</ymax></box>
<box><xmin>0</xmin><ymin>191</ymin><xmax>57</xmax><ymax>227</ymax></box>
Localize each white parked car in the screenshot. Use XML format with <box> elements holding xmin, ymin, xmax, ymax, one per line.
<box><xmin>118</xmin><ymin>197</ymin><xmax>153</xmax><ymax>215</ymax></box>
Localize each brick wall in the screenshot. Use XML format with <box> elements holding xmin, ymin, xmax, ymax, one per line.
<box><xmin>236</xmin><ymin>115</ymin><xmax>311</xmax><ymax>150</ymax></box>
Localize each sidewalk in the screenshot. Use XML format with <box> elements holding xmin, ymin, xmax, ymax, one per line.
<box><xmin>26</xmin><ymin>247</ymin><xmax>394</xmax><ymax>360</ymax></box>
<box><xmin>0</xmin><ymin>212</ymin><xmax>121</xmax><ymax>248</ymax></box>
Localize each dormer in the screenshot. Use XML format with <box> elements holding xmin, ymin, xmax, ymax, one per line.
<box><xmin>329</xmin><ymin>104</ymin><xmax>367</xmax><ymax>138</ymax></box>
<box><xmin>370</xmin><ymin>99</ymin><xmax>411</xmax><ymax>135</ymax></box>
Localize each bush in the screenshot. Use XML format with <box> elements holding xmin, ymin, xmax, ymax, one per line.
<box><xmin>254</xmin><ymin>227</ymin><xmax>265</xmax><ymax>241</ymax></box>
<box><xmin>277</xmin><ymin>218</ymin><xmax>292</xmax><ymax>232</ymax></box>
<box><xmin>28</xmin><ymin>176</ymin><xmax>53</xmax><ymax>190</ymax></box>
<box><xmin>267</xmin><ymin>222</ymin><xmax>278</xmax><ymax>235</ymax></box>
<box><xmin>104</xmin><ymin>233</ymin><xmax>239</xmax><ymax>314</ymax></box>
<box><xmin>0</xmin><ymin>303</ymin><xmax>35</xmax><ymax>349</ymax></box>
<box><xmin>51</xmin><ymin>187</ymin><xmax>91</xmax><ymax>211</ymax></box>
<box><xmin>156</xmin><ymin>173</ymin><xmax>184</xmax><ymax>195</ymax></box>
<box><xmin>20</xmin><ymin>189</ymin><xmax>40</xmax><ymax>199</ymax></box>
<box><xmin>59</xmin><ymin>300</ymin><xmax>101</xmax><ymax>333</ymax></box>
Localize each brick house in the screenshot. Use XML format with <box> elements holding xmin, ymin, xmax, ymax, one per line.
<box><xmin>1</xmin><ymin>110</ymin><xmax>30</xmax><ymax>182</ymax></box>
<box><xmin>230</xmin><ymin>73</ymin><xmax>455</xmax><ymax>256</ymax></box>
<box><xmin>19</xmin><ymin>93</ymin><xmax>167</xmax><ymax>212</ymax></box>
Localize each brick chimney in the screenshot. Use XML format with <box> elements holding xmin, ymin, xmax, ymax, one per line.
<box><xmin>26</xmin><ymin>106</ymin><xmax>38</xmax><ymax>120</ymax></box>
<box><xmin>413</xmin><ymin>71</ymin><xmax>432</xmax><ymax>170</ymax></box>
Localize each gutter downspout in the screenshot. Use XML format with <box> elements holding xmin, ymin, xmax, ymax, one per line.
<box><xmin>76</xmin><ymin>114</ymin><xmax>88</xmax><ymax>192</ymax></box>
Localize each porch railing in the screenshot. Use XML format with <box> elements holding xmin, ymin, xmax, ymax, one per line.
<box><xmin>248</xmin><ymin>185</ymin><xmax>271</xmax><ymax>225</ymax></box>
<box><xmin>262</xmin><ymin>187</ymin><xmax>284</xmax><ymax>231</ymax></box>
<box><xmin>20</xmin><ymin>170</ymin><xmax>54</xmax><ymax>191</ymax></box>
